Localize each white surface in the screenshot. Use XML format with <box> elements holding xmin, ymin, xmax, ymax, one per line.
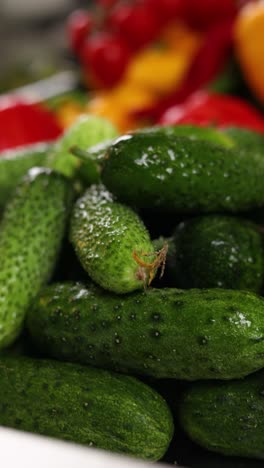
<box><xmin>0</xmin><ymin>427</ymin><xmax>174</xmax><ymax>468</ymax></box>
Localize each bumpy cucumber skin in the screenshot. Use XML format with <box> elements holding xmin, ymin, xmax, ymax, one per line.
<box><xmin>70</xmin><ymin>184</ymin><xmax>155</xmax><ymax>294</ymax></box>
<box><xmin>0</xmin><ymin>143</ymin><xmax>50</xmax><ymax>208</ymax></box>
<box><xmin>0</xmin><ymin>356</ymin><xmax>173</xmax><ymax>461</ymax></box>
<box><xmin>180</xmin><ymin>370</ymin><xmax>264</xmax><ymax>460</ymax></box>
<box><xmin>28</xmin><ymin>283</ymin><xmax>264</xmax><ymax>380</ymax></box>
<box><xmin>171</xmin><ymin>215</ymin><xmax>264</xmax><ymax>292</ymax></box>
<box><xmin>0</xmin><ymin>168</ymin><xmax>72</xmax><ymax>349</ymax></box>
<box><xmin>102</xmin><ymin>133</ymin><xmax>264</xmax><ymax>213</ymax></box>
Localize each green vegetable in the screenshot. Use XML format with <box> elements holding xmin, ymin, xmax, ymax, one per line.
<box><xmin>170</xmin><ymin>215</ymin><xmax>264</xmax><ymax>292</ymax></box>
<box><xmin>48</xmin><ymin>115</ymin><xmax>118</xmax><ymax>183</ymax></box>
<box><xmin>74</xmin><ymin>125</ymin><xmax>232</xmax><ymax>171</ymax></box>
<box><xmin>0</xmin><ymin>355</ymin><xmax>173</xmax><ymax>461</ymax></box>
<box><xmin>135</xmin><ymin>125</ymin><xmax>234</xmax><ymax>148</ymax></box>
<box><xmin>70</xmin><ymin>184</ymin><xmax>160</xmax><ymax>294</ymax></box>
<box><xmin>221</xmin><ymin>127</ymin><xmax>264</xmax><ymax>158</ymax></box>
<box><xmin>180</xmin><ymin>369</ymin><xmax>264</xmax><ymax>460</ymax></box>
<box><xmin>28</xmin><ymin>283</ymin><xmax>264</xmax><ymax>380</ymax></box>
<box><xmin>0</xmin><ymin>168</ymin><xmax>72</xmax><ymax>349</ymax></box>
<box><xmin>100</xmin><ymin>132</ymin><xmax>264</xmax><ymax>213</ymax></box>
<box><xmin>0</xmin><ymin>142</ymin><xmax>51</xmax><ymax>209</ymax></box>
<box><xmin>221</xmin><ymin>127</ymin><xmax>264</xmax><ymax>225</ymax></box>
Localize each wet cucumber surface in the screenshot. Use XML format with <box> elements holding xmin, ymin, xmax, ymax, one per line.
<box><xmin>70</xmin><ymin>184</ymin><xmax>155</xmax><ymax>294</ymax></box>
<box><xmin>0</xmin><ymin>355</ymin><xmax>173</xmax><ymax>461</ymax></box>
<box><xmin>101</xmin><ymin>133</ymin><xmax>264</xmax><ymax>213</ymax></box>
<box><xmin>28</xmin><ymin>282</ymin><xmax>264</xmax><ymax>380</ymax></box>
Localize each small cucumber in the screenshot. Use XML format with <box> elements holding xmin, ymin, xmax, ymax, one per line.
<box><xmin>180</xmin><ymin>369</ymin><xmax>264</xmax><ymax>460</ymax></box>
<box><xmin>170</xmin><ymin>215</ymin><xmax>264</xmax><ymax>293</ymax></box>
<box><xmin>0</xmin><ymin>355</ymin><xmax>173</xmax><ymax>461</ymax></box>
<box><xmin>28</xmin><ymin>282</ymin><xmax>264</xmax><ymax>380</ymax></box>
<box><xmin>70</xmin><ymin>184</ymin><xmax>160</xmax><ymax>294</ymax></box>
<box><xmin>0</xmin><ymin>168</ymin><xmax>72</xmax><ymax>349</ymax></box>
<box><xmin>0</xmin><ymin>142</ymin><xmax>51</xmax><ymax>208</ymax></box>
<box><xmin>100</xmin><ymin>132</ymin><xmax>264</xmax><ymax>213</ymax></box>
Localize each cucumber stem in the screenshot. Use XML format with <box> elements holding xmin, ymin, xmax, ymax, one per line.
<box><xmin>70</xmin><ymin>145</ymin><xmax>101</xmax><ymax>178</ymax></box>
<box><xmin>70</xmin><ymin>145</ymin><xmax>96</xmax><ymax>163</ymax></box>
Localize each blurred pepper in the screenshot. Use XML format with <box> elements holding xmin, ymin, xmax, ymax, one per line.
<box><xmin>184</xmin><ymin>0</ymin><xmax>237</xmax><ymax>30</ymax></box>
<box><xmin>234</xmin><ymin>1</ymin><xmax>264</xmax><ymax>104</ymax></box>
<box><xmin>86</xmin><ymin>83</ymin><xmax>155</xmax><ymax>132</ymax></box>
<box><xmin>125</xmin><ymin>23</ymin><xmax>201</xmax><ymax>95</ymax></box>
<box><xmin>159</xmin><ymin>91</ymin><xmax>264</xmax><ymax>134</ymax></box>
<box><xmin>83</xmin><ymin>22</ymin><xmax>201</xmax><ymax>131</ymax></box>
<box><xmin>133</xmin><ymin>19</ymin><xmax>234</xmax><ymax>122</ymax></box>
<box><xmin>0</xmin><ymin>97</ymin><xmax>62</xmax><ymax>151</ymax></box>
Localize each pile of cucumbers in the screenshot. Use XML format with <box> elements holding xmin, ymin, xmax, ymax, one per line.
<box><xmin>1</xmin><ymin>115</ymin><xmax>264</xmax><ymax>464</ymax></box>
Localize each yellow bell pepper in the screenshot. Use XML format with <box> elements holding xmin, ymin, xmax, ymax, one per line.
<box><xmin>86</xmin><ymin>79</ymin><xmax>159</xmax><ymax>132</ymax></box>
<box><xmin>125</xmin><ymin>24</ymin><xmax>201</xmax><ymax>96</ymax></box>
<box><xmin>235</xmin><ymin>2</ymin><xmax>264</xmax><ymax>104</ymax></box>
<box><xmin>84</xmin><ymin>22</ymin><xmax>201</xmax><ymax>131</ymax></box>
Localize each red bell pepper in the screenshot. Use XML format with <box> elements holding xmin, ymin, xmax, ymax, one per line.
<box><xmin>158</xmin><ymin>91</ymin><xmax>264</xmax><ymax>134</ymax></box>
<box><xmin>132</xmin><ymin>19</ymin><xmax>234</xmax><ymax>123</ymax></box>
<box><xmin>0</xmin><ymin>96</ymin><xmax>62</xmax><ymax>152</ymax></box>
<box><xmin>183</xmin><ymin>0</ymin><xmax>237</xmax><ymax>31</ymax></box>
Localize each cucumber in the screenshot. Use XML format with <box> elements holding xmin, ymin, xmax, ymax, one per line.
<box><xmin>28</xmin><ymin>282</ymin><xmax>264</xmax><ymax>380</ymax></box>
<box><xmin>0</xmin><ymin>168</ymin><xmax>72</xmax><ymax>349</ymax></box>
<box><xmin>0</xmin><ymin>355</ymin><xmax>173</xmax><ymax>461</ymax></box>
<box><xmin>170</xmin><ymin>215</ymin><xmax>264</xmax><ymax>292</ymax></box>
<box><xmin>100</xmin><ymin>132</ymin><xmax>264</xmax><ymax>213</ymax></box>
<box><xmin>0</xmin><ymin>142</ymin><xmax>51</xmax><ymax>208</ymax></box>
<box><xmin>70</xmin><ymin>184</ymin><xmax>158</xmax><ymax>294</ymax></box>
<box><xmin>179</xmin><ymin>369</ymin><xmax>264</xmax><ymax>460</ymax></box>
<box><xmin>77</xmin><ymin>125</ymin><xmax>233</xmax><ymax>170</ymax></box>
<box><xmin>134</xmin><ymin>125</ymin><xmax>234</xmax><ymax>148</ymax></box>
<box><xmin>48</xmin><ymin>115</ymin><xmax>118</xmax><ymax>184</ymax></box>
<box><xmin>221</xmin><ymin>127</ymin><xmax>264</xmax><ymax>157</ymax></box>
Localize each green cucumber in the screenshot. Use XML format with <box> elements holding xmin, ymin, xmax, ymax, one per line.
<box><xmin>28</xmin><ymin>282</ymin><xmax>264</xmax><ymax>380</ymax></box>
<box><xmin>219</xmin><ymin>127</ymin><xmax>264</xmax><ymax>224</ymax></box>
<box><xmin>134</xmin><ymin>125</ymin><xmax>234</xmax><ymax>148</ymax></box>
<box><xmin>170</xmin><ymin>215</ymin><xmax>264</xmax><ymax>292</ymax></box>
<box><xmin>221</xmin><ymin>127</ymin><xmax>264</xmax><ymax>157</ymax></box>
<box><xmin>180</xmin><ymin>369</ymin><xmax>264</xmax><ymax>460</ymax></box>
<box><xmin>70</xmin><ymin>184</ymin><xmax>157</xmax><ymax>294</ymax></box>
<box><xmin>0</xmin><ymin>355</ymin><xmax>173</xmax><ymax>460</ymax></box>
<box><xmin>76</xmin><ymin>125</ymin><xmax>233</xmax><ymax>169</ymax></box>
<box><xmin>48</xmin><ymin>115</ymin><xmax>118</xmax><ymax>184</ymax></box>
<box><xmin>100</xmin><ymin>132</ymin><xmax>264</xmax><ymax>213</ymax></box>
<box><xmin>0</xmin><ymin>142</ymin><xmax>51</xmax><ymax>208</ymax></box>
<box><xmin>0</xmin><ymin>168</ymin><xmax>72</xmax><ymax>349</ymax></box>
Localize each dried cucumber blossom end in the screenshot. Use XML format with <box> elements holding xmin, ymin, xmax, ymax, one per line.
<box><xmin>133</xmin><ymin>243</ymin><xmax>168</xmax><ymax>287</ymax></box>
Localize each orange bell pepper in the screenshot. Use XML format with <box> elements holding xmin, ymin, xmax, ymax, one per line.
<box><xmin>234</xmin><ymin>1</ymin><xmax>264</xmax><ymax>103</ymax></box>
